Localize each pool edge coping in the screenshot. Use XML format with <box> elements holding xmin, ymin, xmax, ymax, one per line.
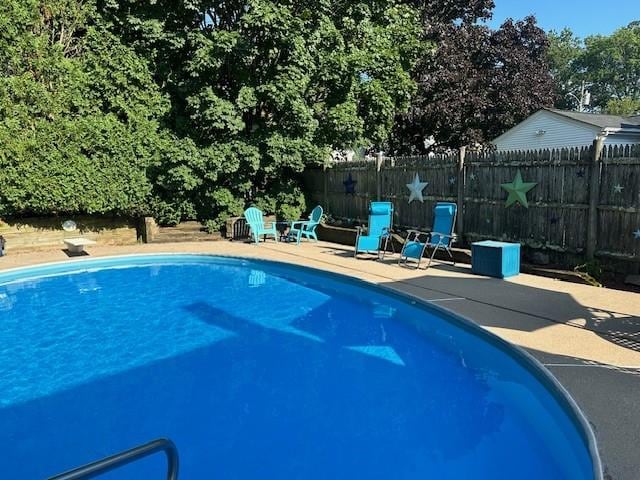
<box><xmin>0</xmin><ymin>252</ymin><xmax>604</xmax><ymax>480</ymax></box>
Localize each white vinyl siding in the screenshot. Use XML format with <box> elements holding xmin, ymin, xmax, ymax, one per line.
<box><xmin>604</xmin><ymin>133</ymin><xmax>640</xmax><ymax>146</ymax></box>
<box><xmin>493</xmin><ymin>111</ymin><xmax>600</xmax><ymax>151</ymax></box>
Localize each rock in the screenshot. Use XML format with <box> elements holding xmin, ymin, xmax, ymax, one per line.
<box><xmin>530</xmin><ymin>251</ymin><xmax>550</xmax><ymax>265</ymax></box>
<box><xmin>624</xmin><ymin>275</ymin><xmax>640</xmax><ymax>287</ymax></box>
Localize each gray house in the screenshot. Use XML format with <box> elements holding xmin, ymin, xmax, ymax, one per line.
<box><xmin>492</xmin><ymin>108</ymin><xmax>640</xmax><ymax>151</ymax></box>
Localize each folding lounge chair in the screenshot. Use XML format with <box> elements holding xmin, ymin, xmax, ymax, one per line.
<box><xmin>289</xmin><ymin>205</ymin><xmax>323</xmax><ymax>245</ymax></box>
<box><xmin>399</xmin><ymin>202</ymin><xmax>457</xmax><ymax>269</ymax></box>
<box><xmin>354</xmin><ymin>202</ymin><xmax>395</xmax><ymax>259</ymax></box>
<box><xmin>244</xmin><ymin>207</ymin><xmax>278</xmax><ymax>244</ymax></box>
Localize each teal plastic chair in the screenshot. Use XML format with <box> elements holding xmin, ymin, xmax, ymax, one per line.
<box><xmin>289</xmin><ymin>205</ymin><xmax>323</xmax><ymax>245</ymax></box>
<box><xmin>244</xmin><ymin>207</ymin><xmax>278</xmax><ymax>244</ymax></box>
<box><xmin>399</xmin><ymin>202</ymin><xmax>457</xmax><ymax>269</ymax></box>
<box><xmin>355</xmin><ymin>202</ymin><xmax>395</xmax><ymax>259</ymax></box>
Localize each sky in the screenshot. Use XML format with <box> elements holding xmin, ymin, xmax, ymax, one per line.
<box><xmin>488</xmin><ymin>0</ymin><xmax>639</xmax><ymax>37</ymax></box>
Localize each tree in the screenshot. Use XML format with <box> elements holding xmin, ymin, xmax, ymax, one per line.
<box><xmin>0</xmin><ymin>0</ymin><xmax>427</xmax><ymax>227</ymax></box>
<box><xmin>547</xmin><ymin>28</ymin><xmax>583</xmax><ymax>110</ymax></box>
<box><xmin>0</xmin><ymin>0</ymin><xmax>168</xmax><ymax>217</ymax></box>
<box><xmin>606</xmin><ymin>97</ymin><xmax>640</xmax><ymax>116</ymax></box>
<box><xmin>99</xmin><ymin>0</ymin><xmax>427</xmax><ymax>224</ymax></box>
<box><xmin>390</xmin><ymin>9</ymin><xmax>555</xmax><ymax>153</ymax></box>
<box><xmin>578</xmin><ymin>22</ymin><xmax>640</xmax><ymax>112</ymax></box>
<box><xmin>546</xmin><ymin>22</ymin><xmax>640</xmax><ymax>115</ymax></box>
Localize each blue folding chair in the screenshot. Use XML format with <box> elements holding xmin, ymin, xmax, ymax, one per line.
<box><xmin>355</xmin><ymin>202</ymin><xmax>395</xmax><ymax>259</ymax></box>
<box><xmin>399</xmin><ymin>202</ymin><xmax>457</xmax><ymax>269</ymax></box>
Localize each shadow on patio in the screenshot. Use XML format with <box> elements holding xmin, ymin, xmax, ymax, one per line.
<box><xmin>313</xmin><ymin>244</ymin><xmax>640</xmax><ymax>354</ymax></box>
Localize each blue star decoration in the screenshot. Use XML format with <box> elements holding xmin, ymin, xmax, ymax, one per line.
<box><xmin>576</xmin><ymin>168</ymin><xmax>586</xmax><ymax>178</ymax></box>
<box><xmin>500</xmin><ymin>170</ymin><xmax>537</xmax><ymax>208</ymax></box>
<box><xmin>343</xmin><ymin>173</ymin><xmax>357</xmax><ymax>195</ymax></box>
<box><xmin>634</xmin><ymin>229</ymin><xmax>640</xmax><ymax>240</ymax></box>
<box><xmin>448</xmin><ymin>175</ymin><xmax>456</xmax><ymax>185</ymax></box>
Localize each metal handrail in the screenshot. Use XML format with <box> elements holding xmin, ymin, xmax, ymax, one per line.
<box><xmin>47</xmin><ymin>438</ymin><xmax>179</xmax><ymax>480</ymax></box>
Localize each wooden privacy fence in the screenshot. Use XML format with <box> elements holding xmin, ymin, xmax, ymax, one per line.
<box><xmin>302</xmin><ymin>144</ymin><xmax>640</xmax><ymax>267</ymax></box>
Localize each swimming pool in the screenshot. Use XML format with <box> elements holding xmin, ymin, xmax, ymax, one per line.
<box><xmin>0</xmin><ymin>254</ymin><xmax>600</xmax><ymax>479</ymax></box>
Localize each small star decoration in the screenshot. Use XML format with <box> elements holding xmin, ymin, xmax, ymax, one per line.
<box><xmin>469</xmin><ymin>173</ymin><xmax>477</xmax><ymax>181</ymax></box>
<box><xmin>448</xmin><ymin>176</ymin><xmax>456</xmax><ymax>185</ymax></box>
<box><xmin>343</xmin><ymin>173</ymin><xmax>357</xmax><ymax>195</ymax></box>
<box><xmin>406</xmin><ymin>173</ymin><xmax>428</xmax><ymax>203</ymax></box>
<box><xmin>634</xmin><ymin>229</ymin><xmax>640</xmax><ymax>240</ymax></box>
<box><xmin>576</xmin><ymin>168</ymin><xmax>586</xmax><ymax>178</ymax></box>
<box><xmin>501</xmin><ymin>170</ymin><xmax>537</xmax><ymax>208</ymax></box>
<box><xmin>613</xmin><ymin>184</ymin><xmax>624</xmax><ymax>194</ymax></box>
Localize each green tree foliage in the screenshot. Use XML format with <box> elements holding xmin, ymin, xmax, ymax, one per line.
<box><xmin>390</xmin><ymin>2</ymin><xmax>555</xmax><ymax>153</ymax></box>
<box><xmin>547</xmin><ymin>22</ymin><xmax>640</xmax><ymax>115</ymax></box>
<box><xmin>547</xmin><ymin>28</ymin><xmax>583</xmax><ymax>110</ymax></box>
<box><xmin>0</xmin><ymin>0</ymin><xmax>168</xmax><ymax>216</ymax></box>
<box><xmin>0</xmin><ymin>0</ymin><xmax>426</xmax><ymax>226</ymax></box>
<box><xmin>99</xmin><ymin>0</ymin><xmax>426</xmax><ymax>223</ymax></box>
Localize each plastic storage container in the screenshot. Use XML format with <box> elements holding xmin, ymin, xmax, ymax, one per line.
<box><xmin>471</xmin><ymin>241</ymin><xmax>520</xmax><ymax>278</ymax></box>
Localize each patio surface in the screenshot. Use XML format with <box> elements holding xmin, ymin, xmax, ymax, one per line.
<box><xmin>1</xmin><ymin>240</ymin><xmax>638</xmax><ymax>479</ymax></box>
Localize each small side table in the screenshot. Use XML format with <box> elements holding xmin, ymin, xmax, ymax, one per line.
<box><xmin>472</xmin><ymin>241</ymin><xmax>520</xmax><ymax>278</ymax></box>
<box><xmin>275</xmin><ymin>222</ymin><xmax>295</xmax><ymax>243</ymax></box>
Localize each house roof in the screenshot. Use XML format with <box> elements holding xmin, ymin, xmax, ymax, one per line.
<box><xmin>545</xmin><ymin>108</ymin><xmax>640</xmax><ymax>131</ymax></box>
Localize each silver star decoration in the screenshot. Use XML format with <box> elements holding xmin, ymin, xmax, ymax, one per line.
<box><xmin>469</xmin><ymin>173</ymin><xmax>477</xmax><ymax>181</ymax></box>
<box><xmin>406</xmin><ymin>173</ymin><xmax>428</xmax><ymax>203</ymax></box>
<box><xmin>634</xmin><ymin>229</ymin><xmax>640</xmax><ymax>240</ymax></box>
<box><xmin>613</xmin><ymin>184</ymin><xmax>624</xmax><ymax>194</ymax></box>
<box><xmin>448</xmin><ymin>176</ymin><xmax>456</xmax><ymax>185</ymax></box>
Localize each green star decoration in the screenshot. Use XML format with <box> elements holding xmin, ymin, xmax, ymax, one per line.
<box><xmin>501</xmin><ymin>170</ymin><xmax>537</xmax><ymax>208</ymax></box>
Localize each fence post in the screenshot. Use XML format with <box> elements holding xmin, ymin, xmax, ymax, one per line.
<box><xmin>376</xmin><ymin>151</ymin><xmax>384</xmax><ymax>201</ymax></box>
<box><xmin>586</xmin><ymin>137</ymin><xmax>605</xmax><ymax>260</ymax></box>
<box><xmin>457</xmin><ymin>146</ymin><xmax>466</xmax><ymax>240</ymax></box>
<box><xmin>322</xmin><ymin>164</ymin><xmax>328</xmax><ymax>210</ymax></box>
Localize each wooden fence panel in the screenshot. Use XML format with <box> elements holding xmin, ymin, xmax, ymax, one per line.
<box><xmin>597</xmin><ymin>145</ymin><xmax>640</xmax><ymax>259</ymax></box>
<box><xmin>304</xmin><ymin>144</ymin><xmax>639</xmax><ymax>266</ymax></box>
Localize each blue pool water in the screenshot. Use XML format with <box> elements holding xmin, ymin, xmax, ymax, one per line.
<box><xmin>0</xmin><ymin>255</ymin><xmax>596</xmax><ymax>479</ymax></box>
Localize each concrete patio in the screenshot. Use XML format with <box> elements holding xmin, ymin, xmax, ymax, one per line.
<box><xmin>1</xmin><ymin>240</ymin><xmax>638</xmax><ymax>479</ymax></box>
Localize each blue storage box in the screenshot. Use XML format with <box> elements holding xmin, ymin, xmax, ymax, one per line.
<box><xmin>472</xmin><ymin>241</ymin><xmax>520</xmax><ymax>278</ymax></box>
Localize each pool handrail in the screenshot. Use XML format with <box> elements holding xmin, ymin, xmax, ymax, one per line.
<box><xmin>47</xmin><ymin>437</ymin><xmax>179</xmax><ymax>480</ymax></box>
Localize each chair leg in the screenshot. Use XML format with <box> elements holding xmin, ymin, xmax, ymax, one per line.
<box><xmin>426</xmin><ymin>245</ymin><xmax>440</xmax><ymax>269</ymax></box>
<box><xmin>446</xmin><ymin>247</ymin><xmax>455</xmax><ymax>265</ymax></box>
<box><xmin>379</xmin><ymin>237</ymin><xmax>389</xmax><ymax>261</ymax></box>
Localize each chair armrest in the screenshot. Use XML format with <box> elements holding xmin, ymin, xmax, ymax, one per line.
<box><xmin>290</xmin><ymin>220</ymin><xmax>309</xmax><ymax>228</ymax></box>
<box><xmin>431</xmin><ymin>231</ymin><xmax>455</xmax><ymax>239</ymax></box>
<box><xmin>430</xmin><ymin>232</ymin><xmax>457</xmax><ymax>245</ymax></box>
<box><xmin>406</xmin><ymin>229</ymin><xmax>430</xmax><ymax>242</ymax></box>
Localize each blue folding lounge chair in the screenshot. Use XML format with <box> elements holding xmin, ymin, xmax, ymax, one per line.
<box><xmin>289</xmin><ymin>205</ymin><xmax>323</xmax><ymax>245</ymax></box>
<box><xmin>399</xmin><ymin>202</ymin><xmax>457</xmax><ymax>269</ymax></box>
<box><xmin>244</xmin><ymin>207</ymin><xmax>278</xmax><ymax>244</ymax></box>
<box><xmin>355</xmin><ymin>202</ymin><xmax>395</xmax><ymax>259</ymax></box>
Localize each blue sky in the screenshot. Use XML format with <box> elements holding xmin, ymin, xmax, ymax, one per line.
<box><xmin>488</xmin><ymin>0</ymin><xmax>639</xmax><ymax>37</ymax></box>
